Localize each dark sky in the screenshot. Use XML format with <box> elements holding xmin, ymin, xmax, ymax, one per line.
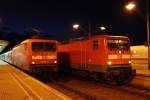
<box><xmin>0</xmin><ymin>0</ymin><xmax>147</xmax><ymax>45</ymax></box>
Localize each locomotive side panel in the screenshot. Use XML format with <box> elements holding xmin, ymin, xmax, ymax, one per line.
<box><xmin>11</xmin><ymin>43</ymin><xmax>29</xmax><ymax>70</ymax></box>
<box><xmin>68</xmin><ymin>37</ymin><xmax>109</xmax><ymax>72</ymax></box>
<box><xmin>84</xmin><ymin>37</ymin><xmax>108</xmax><ymax>72</ymax></box>
<box><xmin>69</xmin><ymin>41</ymin><xmax>83</xmax><ymax>70</ymax></box>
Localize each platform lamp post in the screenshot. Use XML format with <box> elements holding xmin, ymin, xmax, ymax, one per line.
<box><xmin>125</xmin><ymin>0</ymin><xmax>150</xmax><ymax>69</ymax></box>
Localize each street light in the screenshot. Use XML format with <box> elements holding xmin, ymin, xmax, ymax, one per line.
<box><xmin>125</xmin><ymin>2</ymin><xmax>136</xmax><ymax>11</ymax></box>
<box><xmin>125</xmin><ymin>0</ymin><xmax>150</xmax><ymax>69</ymax></box>
<box><xmin>72</xmin><ymin>23</ymin><xmax>91</xmax><ymax>37</ymax></box>
<box><xmin>73</xmin><ymin>24</ymin><xmax>80</xmax><ymax>30</ymax></box>
<box><xmin>100</xmin><ymin>26</ymin><xmax>106</xmax><ymax>31</ymax></box>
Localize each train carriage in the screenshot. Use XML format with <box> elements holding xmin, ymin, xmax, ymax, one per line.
<box><xmin>58</xmin><ymin>35</ymin><xmax>136</xmax><ymax>84</ymax></box>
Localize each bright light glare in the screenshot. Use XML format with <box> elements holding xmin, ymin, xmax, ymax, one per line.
<box><xmin>128</xmin><ymin>61</ymin><xmax>132</xmax><ymax>64</ymax></box>
<box><xmin>100</xmin><ymin>26</ymin><xmax>106</xmax><ymax>31</ymax></box>
<box><xmin>108</xmin><ymin>61</ymin><xmax>112</xmax><ymax>65</ymax></box>
<box><xmin>32</xmin><ymin>61</ymin><xmax>35</xmax><ymax>64</ymax></box>
<box><xmin>54</xmin><ymin>60</ymin><xmax>57</xmax><ymax>63</ymax></box>
<box><xmin>73</xmin><ymin>24</ymin><xmax>80</xmax><ymax>29</ymax></box>
<box><xmin>125</xmin><ymin>2</ymin><xmax>136</xmax><ymax>11</ymax></box>
<box><xmin>119</xmin><ymin>50</ymin><xmax>122</xmax><ymax>54</ymax></box>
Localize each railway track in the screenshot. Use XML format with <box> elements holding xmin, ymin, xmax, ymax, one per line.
<box><xmin>46</xmin><ymin>77</ymin><xmax>150</xmax><ymax>100</ymax></box>
<box><xmin>47</xmin><ymin>82</ymin><xmax>98</xmax><ymax>100</ymax></box>
<box><xmin>103</xmin><ymin>83</ymin><xmax>150</xmax><ymax>99</ymax></box>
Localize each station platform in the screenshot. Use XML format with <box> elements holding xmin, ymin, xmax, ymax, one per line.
<box><xmin>132</xmin><ymin>62</ymin><xmax>150</xmax><ymax>76</ymax></box>
<box><xmin>136</xmin><ymin>69</ymin><xmax>150</xmax><ymax>76</ymax></box>
<box><xmin>0</xmin><ymin>60</ymin><xmax>72</xmax><ymax>100</ymax></box>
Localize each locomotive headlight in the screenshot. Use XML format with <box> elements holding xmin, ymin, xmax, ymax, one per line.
<box><xmin>107</xmin><ymin>61</ymin><xmax>112</xmax><ymax>65</ymax></box>
<box><xmin>54</xmin><ymin>60</ymin><xmax>57</xmax><ymax>64</ymax></box>
<box><xmin>128</xmin><ymin>60</ymin><xmax>132</xmax><ymax>64</ymax></box>
<box><xmin>119</xmin><ymin>50</ymin><xmax>122</xmax><ymax>54</ymax></box>
<box><xmin>32</xmin><ymin>61</ymin><xmax>35</xmax><ymax>64</ymax></box>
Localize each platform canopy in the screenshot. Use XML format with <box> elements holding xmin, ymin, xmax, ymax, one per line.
<box><xmin>0</xmin><ymin>40</ymin><xmax>9</xmax><ymax>53</ymax></box>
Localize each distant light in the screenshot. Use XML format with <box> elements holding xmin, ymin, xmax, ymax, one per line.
<box><xmin>118</xmin><ymin>40</ymin><xmax>122</xmax><ymax>43</ymax></box>
<box><xmin>125</xmin><ymin>2</ymin><xmax>136</xmax><ymax>11</ymax></box>
<box><xmin>73</xmin><ymin>24</ymin><xmax>80</xmax><ymax>30</ymax></box>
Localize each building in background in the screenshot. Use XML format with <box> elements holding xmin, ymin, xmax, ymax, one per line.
<box><xmin>131</xmin><ymin>45</ymin><xmax>148</xmax><ymax>69</ymax></box>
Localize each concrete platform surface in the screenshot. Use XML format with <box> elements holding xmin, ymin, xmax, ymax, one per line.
<box><xmin>0</xmin><ymin>60</ymin><xmax>72</xmax><ymax>100</ymax></box>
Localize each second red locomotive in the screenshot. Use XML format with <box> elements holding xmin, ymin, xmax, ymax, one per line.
<box><xmin>58</xmin><ymin>35</ymin><xmax>136</xmax><ymax>84</ymax></box>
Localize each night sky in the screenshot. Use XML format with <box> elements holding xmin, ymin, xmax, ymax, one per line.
<box><xmin>0</xmin><ymin>0</ymin><xmax>147</xmax><ymax>45</ymax></box>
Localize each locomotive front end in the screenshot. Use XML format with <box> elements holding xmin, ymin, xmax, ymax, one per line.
<box><xmin>105</xmin><ymin>37</ymin><xmax>136</xmax><ymax>84</ymax></box>
<box><xmin>30</xmin><ymin>41</ymin><xmax>58</xmax><ymax>73</ymax></box>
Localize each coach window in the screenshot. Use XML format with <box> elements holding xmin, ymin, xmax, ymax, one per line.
<box><xmin>93</xmin><ymin>40</ymin><xmax>99</xmax><ymax>50</ymax></box>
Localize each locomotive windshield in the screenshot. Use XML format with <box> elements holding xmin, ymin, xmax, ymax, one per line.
<box><xmin>107</xmin><ymin>39</ymin><xmax>129</xmax><ymax>50</ymax></box>
<box><xmin>32</xmin><ymin>42</ymin><xmax>56</xmax><ymax>51</ymax></box>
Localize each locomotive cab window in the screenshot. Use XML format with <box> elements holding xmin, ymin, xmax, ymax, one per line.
<box><xmin>107</xmin><ymin>39</ymin><xmax>129</xmax><ymax>50</ymax></box>
<box><xmin>32</xmin><ymin>42</ymin><xmax>56</xmax><ymax>51</ymax></box>
<box><xmin>92</xmin><ymin>40</ymin><xmax>99</xmax><ymax>50</ymax></box>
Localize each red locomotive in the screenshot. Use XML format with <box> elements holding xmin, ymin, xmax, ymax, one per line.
<box><xmin>11</xmin><ymin>39</ymin><xmax>58</xmax><ymax>77</ymax></box>
<box><xmin>58</xmin><ymin>35</ymin><xmax>136</xmax><ymax>84</ymax></box>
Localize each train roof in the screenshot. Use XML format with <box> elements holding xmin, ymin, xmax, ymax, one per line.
<box><xmin>20</xmin><ymin>39</ymin><xmax>58</xmax><ymax>44</ymax></box>
<box><xmin>61</xmin><ymin>35</ymin><xmax>129</xmax><ymax>44</ymax></box>
<box><xmin>91</xmin><ymin>35</ymin><xmax>128</xmax><ymax>39</ymax></box>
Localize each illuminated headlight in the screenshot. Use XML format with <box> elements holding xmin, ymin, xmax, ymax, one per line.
<box><xmin>128</xmin><ymin>60</ymin><xmax>132</xmax><ymax>64</ymax></box>
<box><xmin>119</xmin><ymin>50</ymin><xmax>122</xmax><ymax>54</ymax></box>
<box><xmin>32</xmin><ymin>61</ymin><xmax>35</xmax><ymax>64</ymax></box>
<box><xmin>54</xmin><ymin>60</ymin><xmax>57</xmax><ymax>64</ymax></box>
<box><xmin>107</xmin><ymin>61</ymin><xmax>112</xmax><ymax>65</ymax></box>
